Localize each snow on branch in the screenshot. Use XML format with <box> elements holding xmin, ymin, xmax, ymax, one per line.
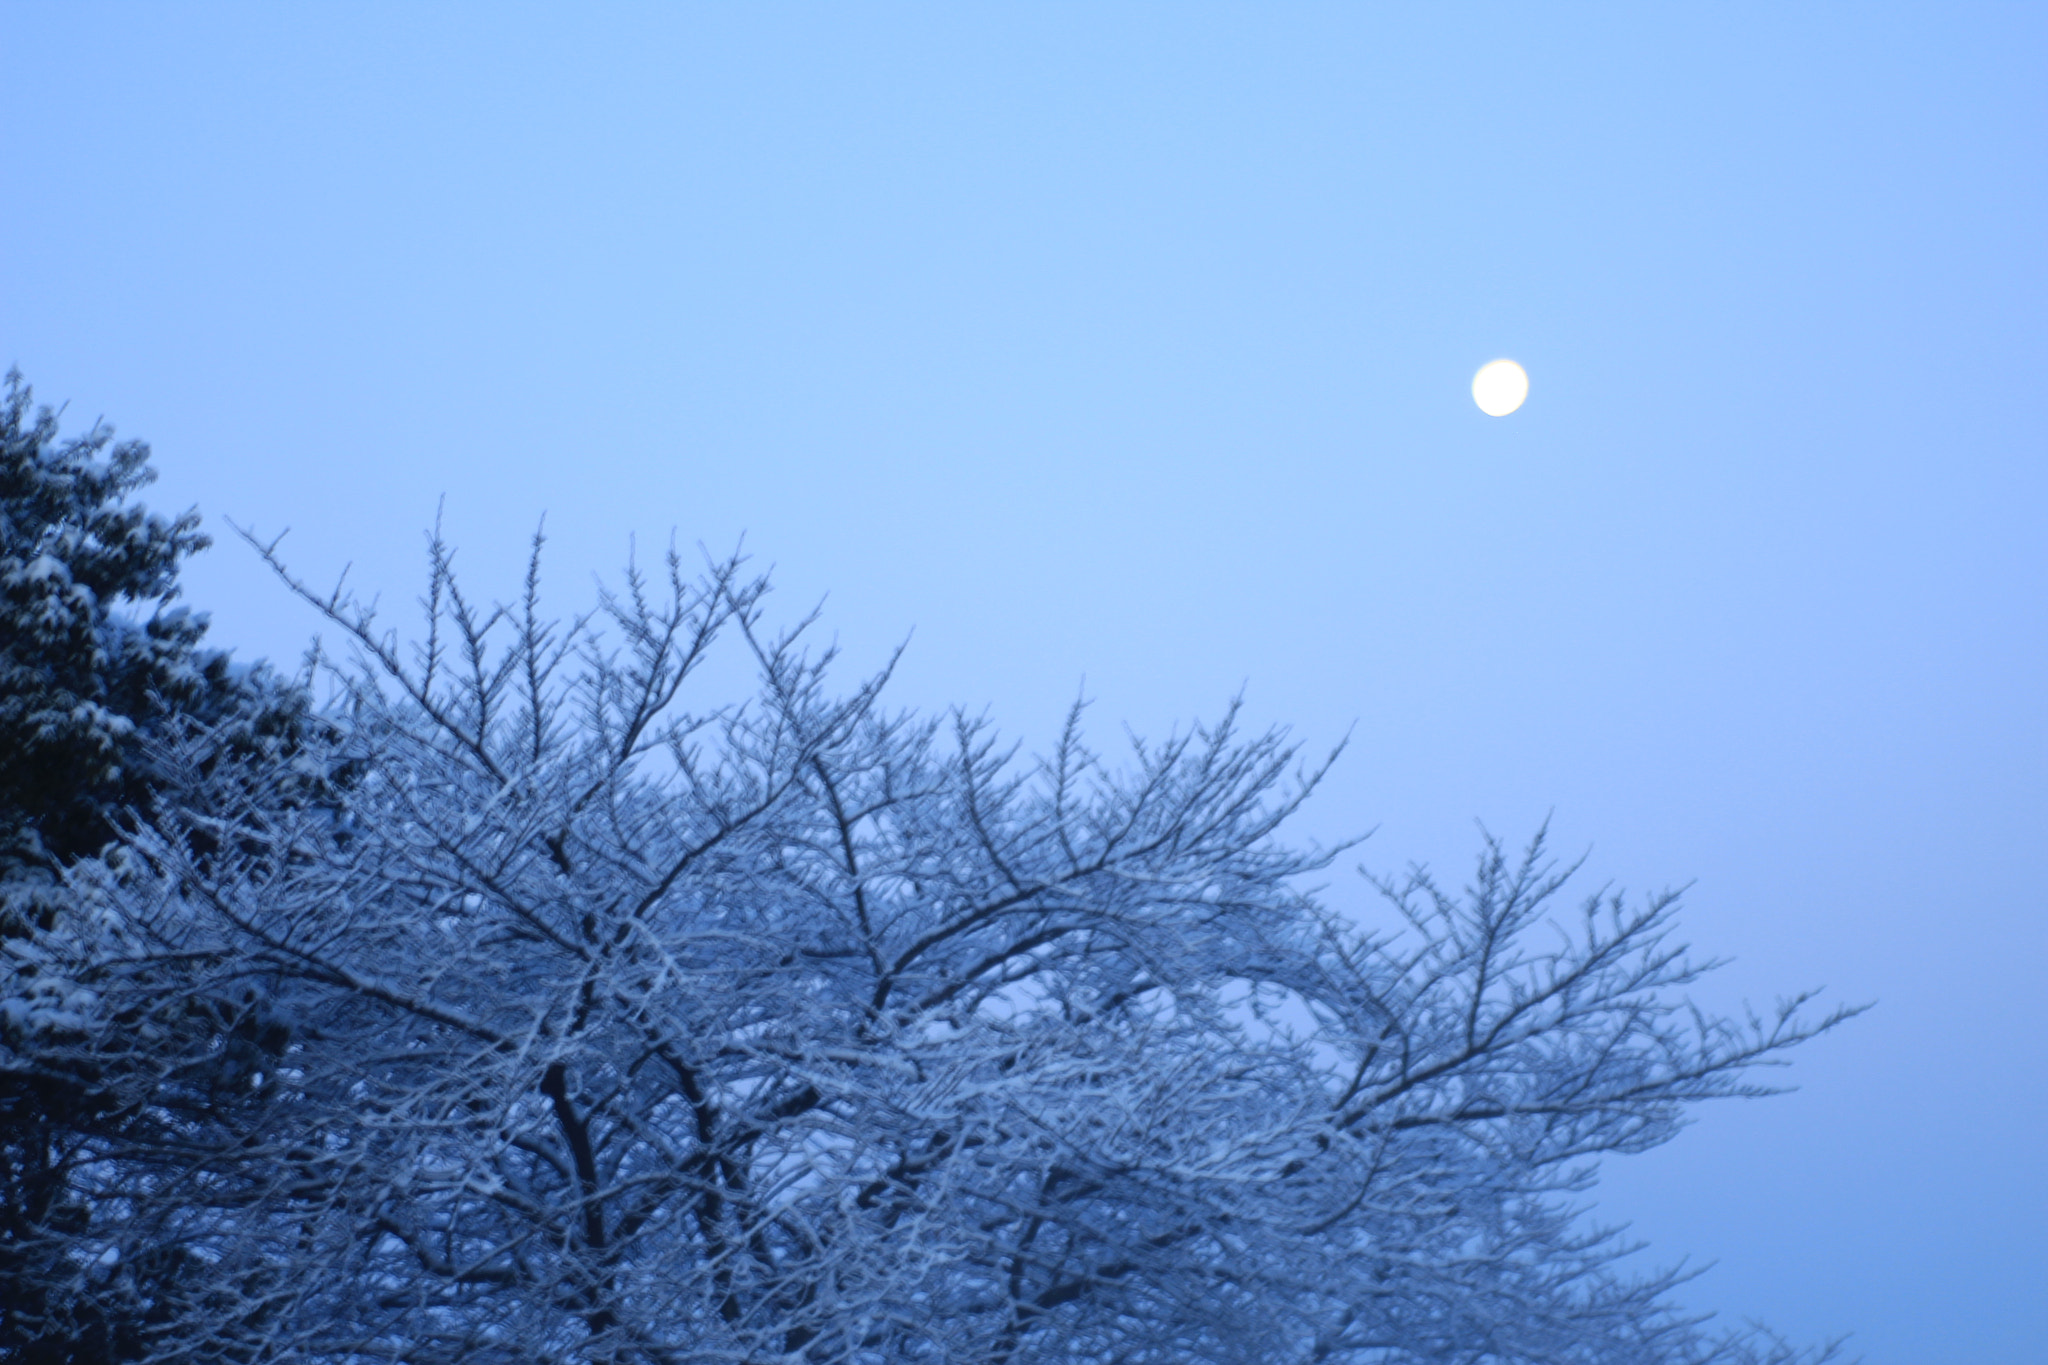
<box><xmin>18</xmin><ymin>534</ymin><xmax>1857</xmax><ymax>1365</ymax></box>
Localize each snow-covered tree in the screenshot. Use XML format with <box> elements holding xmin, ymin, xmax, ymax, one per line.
<box><xmin>0</xmin><ymin>372</ymin><xmax>320</xmax><ymax>1363</ymax></box>
<box><xmin>15</xmin><ymin>523</ymin><xmax>1856</xmax><ymax>1365</ymax></box>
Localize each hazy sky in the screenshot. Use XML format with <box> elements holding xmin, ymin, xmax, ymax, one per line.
<box><xmin>5</xmin><ymin>6</ymin><xmax>2044</xmax><ymax>1360</ymax></box>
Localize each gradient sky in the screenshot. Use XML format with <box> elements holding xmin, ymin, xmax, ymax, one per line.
<box><xmin>5</xmin><ymin>6</ymin><xmax>2044</xmax><ymax>1360</ymax></box>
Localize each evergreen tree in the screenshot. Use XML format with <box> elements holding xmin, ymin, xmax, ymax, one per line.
<box><xmin>1</xmin><ymin>370</ymin><xmax>281</xmax><ymax>888</ymax></box>
<box><xmin>0</xmin><ymin>370</ymin><xmax>314</xmax><ymax>1362</ymax></box>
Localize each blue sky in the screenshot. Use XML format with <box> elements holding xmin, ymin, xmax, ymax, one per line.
<box><xmin>5</xmin><ymin>5</ymin><xmax>2043</xmax><ymax>1359</ymax></box>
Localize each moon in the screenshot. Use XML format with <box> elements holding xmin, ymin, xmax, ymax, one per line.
<box><xmin>1471</xmin><ymin>359</ymin><xmax>1529</xmax><ymax>416</ymax></box>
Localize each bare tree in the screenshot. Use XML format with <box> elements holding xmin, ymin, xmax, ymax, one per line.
<box><xmin>7</xmin><ymin>528</ymin><xmax>1857</xmax><ymax>1365</ymax></box>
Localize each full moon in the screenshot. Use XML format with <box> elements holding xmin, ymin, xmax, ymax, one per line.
<box><xmin>1471</xmin><ymin>359</ymin><xmax>1529</xmax><ymax>416</ymax></box>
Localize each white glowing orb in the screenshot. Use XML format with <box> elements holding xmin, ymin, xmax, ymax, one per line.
<box><xmin>1471</xmin><ymin>359</ymin><xmax>1529</xmax><ymax>416</ymax></box>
